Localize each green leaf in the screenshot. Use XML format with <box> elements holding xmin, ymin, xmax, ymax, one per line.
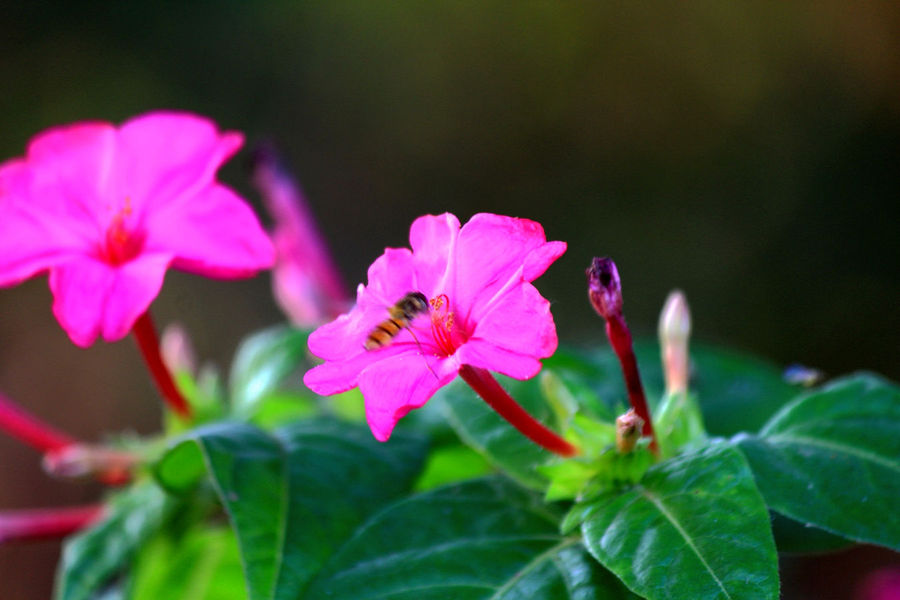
<box><xmin>55</xmin><ymin>482</ymin><xmax>172</xmax><ymax>600</ymax></box>
<box><xmin>130</xmin><ymin>526</ymin><xmax>247</xmax><ymax>600</ymax></box>
<box><xmin>557</xmin><ymin>342</ymin><xmax>795</xmax><ymax>436</ymax></box>
<box><xmin>438</xmin><ymin>374</ymin><xmax>556</xmax><ymax>489</ymax></box>
<box><xmin>305</xmin><ymin>477</ymin><xmax>636</xmax><ymax>599</ymax></box>
<box><xmin>733</xmin><ymin>373</ymin><xmax>900</xmax><ymax>551</ymax></box>
<box><xmin>575</xmin><ymin>443</ymin><xmax>779</xmax><ymax>600</ymax></box>
<box><xmin>769</xmin><ymin>512</ymin><xmax>852</xmax><ymax>554</ymax></box>
<box><xmin>229</xmin><ymin>325</ymin><xmax>311</xmax><ymax>417</ymax></box>
<box><xmin>156</xmin><ymin>419</ymin><xmax>427</xmax><ymax>600</ymax></box>
<box><xmin>413</xmin><ymin>443</ymin><xmax>492</xmax><ymax>491</ymax></box>
<box><xmin>438</xmin><ymin>343</ymin><xmax>793</xmax><ymax>489</ymax></box>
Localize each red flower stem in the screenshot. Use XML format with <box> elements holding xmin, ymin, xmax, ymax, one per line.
<box><xmin>587</xmin><ymin>257</ymin><xmax>658</xmax><ymax>452</ymax></box>
<box><xmin>605</xmin><ymin>315</ymin><xmax>658</xmax><ymax>451</ymax></box>
<box><xmin>458</xmin><ymin>364</ymin><xmax>579</xmax><ymax>457</ymax></box>
<box><xmin>0</xmin><ymin>391</ymin><xmax>77</xmax><ymax>453</ymax></box>
<box><xmin>131</xmin><ymin>312</ymin><xmax>192</xmax><ymax>420</ymax></box>
<box><xmin>0</xmin><ymin>505</ymin><xmax>104</xmax><ymax>544</ymax></box>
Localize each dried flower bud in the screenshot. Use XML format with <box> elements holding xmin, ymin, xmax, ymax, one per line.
<box><xmin>586</xmin><ymin>257</ymin><xmax>623</xmax><ymax>318</ymax></box>
<box><xmin>43</xmin><ymin>444</ymin><xmax>137</xmax><ymax>486</ymax></box>
<box><xmin>616</xmin><ymin>409</ymin><xmax>644</xmax><ymax>453</ymax></box>
<box><xmin>658</xmin><ymin>290</ymin><xmax>691</xmax><ymax>395</ymax></box>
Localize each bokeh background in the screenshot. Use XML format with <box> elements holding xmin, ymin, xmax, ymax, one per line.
<box><xmin>1</xmin><ymin>2</ymin><xmax>898</xmax><ymax>598</ymax></box>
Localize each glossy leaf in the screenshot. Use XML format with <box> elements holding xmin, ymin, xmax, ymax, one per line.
<box><xmin>156</xmin><ymin>419</ymin><xmax>427</xmax><ymax>600</ymax></box>
<box><xmin>733</xmin><ymin>373</ymin><xmax>900</xmax><ymax>551</ymax></box>
<box><xmin>769</xmin><ymin>512</ymin><xmax>851</xmax><ymax>554</ymax></box>
<box><xmin>305</xmin><ymin>477</ymin><xmax>636</xmax><ymax>599</ymax></box>
<box><xmin>130</xmin><ymin>526</ymin><xmax>246</xmax><ymax>600</ymax></box>
<box><xmin>553</xmin><ymin>342</ymin><xmax>795</xmax><ymax>436</ymax></box>
<box><xmin>229</xmin><ymin>325</ymin><xmax>311</xmax><ymax>416</ymax></box>
<box><xmin>575</xmin><ymin>443</ymin><xmax>779</xmax><ymax>600</ymax></box>
<box><xmin>438</xmin><ymin>374</ymin><xmax>556</xmax><ymax>489</ymax></box>
<box><xmin>438</xmin><ymin>343</ymin><xmax>793</xmax><ymax>490</ymax></box>
<box><xmin>56</xmin><ymin>483</ymin><xmax>172</xmax><ymax>600</ymax></box>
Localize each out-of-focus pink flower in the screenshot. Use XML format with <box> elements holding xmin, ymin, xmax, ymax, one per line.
<box><xmin>0</xmin><ymin>111</ymin><xmax>274</xmax><ymax>347</ymax></box>
<box><xmin>304</xmin><ymin>212</ymin><xmax>565</xmax><ymax>442</ymax></box>
<box><xmin>857</xmin><ymin>568</ymin><xmax>900</xmax><ymax>600</ymax></box>
<box><xmin>252</xmin><ymin>144</ymin><xmax>350</xmax><ymax>328</ymax></box>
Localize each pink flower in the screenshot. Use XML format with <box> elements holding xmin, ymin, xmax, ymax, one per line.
<box><xmin>251</xmin><ymin>144</ymin><xmax>350</xmax><ymax>327</ymax></box>
<box><xmin>0</xmin><ymin>111</ymin><xmax>274</xmax><ymax>347</ymax></box>
<box><xmin>303</xmin><ymin>212</ymin><xmax>566</xmax><ymax>442</ymax></box>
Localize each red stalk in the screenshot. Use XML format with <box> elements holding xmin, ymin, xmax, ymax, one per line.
<box><xmin>605</xmin><ymin>314</ymin><xmax>657</xmax><ymax>448</ymax></box>
<box><xmin>131</xmin><ymin>311</ymin><xmax>192</xmax><ymax>419</ymax></box>
<box><xmin>0</xmin><ymin>391</ymin><xmax>77</xmax><ymax>453</ymax></box>
<box><xmin>0</xmin><ymin>505</ymin><xmax>104</xmax><ymax>544</ymax></box>
<box><xmin>458</xmin><ymin>364</ymin><xmax>578</xmax><ymax>457</ymax></box>
<box><xmin>587</xmin><ymin>257</ymin><xmax>658</xmax><ymax>452</ymax></box>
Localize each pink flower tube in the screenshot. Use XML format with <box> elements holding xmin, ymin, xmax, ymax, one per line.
<box><xmin>304</xmin><ymin>212</ymin><xmax>577</xmax><ymax>455</ymax></box>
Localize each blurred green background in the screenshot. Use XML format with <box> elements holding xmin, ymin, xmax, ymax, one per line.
<box><xmin>0</xmin><ymin>2</ymin><xmax>898</xmax><ymax>598</ymax></box>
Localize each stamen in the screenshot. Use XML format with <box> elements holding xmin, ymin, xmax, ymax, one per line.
<box><xmin>100</xmin><ymin>198</ymin><xmax>143</xmax><ymax>265</ymax></box>
<box><xmin>429</xmin><ymin>294</ymin><xmax>458</xmax><ymax>356</ymax></box>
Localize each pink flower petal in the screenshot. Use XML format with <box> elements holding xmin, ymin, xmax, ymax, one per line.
<box><xmin>0</xmin><ymin>161</ymin><xmax>89</xmax><ymax>285</ymax></box>
<box><xmin>363</xmin><ymin>247</ymin><xmax>418</xmax><ymax>308</ymax></box>
<box><xmin>359</xmin><ymin>353</ymin><xmax>459</xmax><ymax>441</ymax></box>
<box><xmin>307</xmin><ymin>291</ymin><xmax>390</xmax><ymax>361</ymax></box>
<box><xmin>145</xmin><ymin>184</ymin><xmax>274</xmax><ymax>278</ymax></box>
<box><xmin>454</xmin><ymin>213</ymin><xmax>558</xmax><ymax>322</ymax></box>
<box><xmin>116</xmin><ymin>112</ymin><xmax>243</xmax><ymax>216</ymax></box>
<box><xmin>24</xmin><ymin>122</ymin><xmax>117</xmax><ymax>225</ymax></box>
<box><xmin>523</xmin><ymin>240</ymin><xmax>567</xmax><ymax>282</ymax></box>
<box><xmin>455</xmin><ymin>339</ymin><xmax>543</xmax><ymax>380</ymax></box>
<box><xmin>49</xmin><ymin>253</ymin><xmax>171</xmax><ymax>347</ymax></box>
<box><xmin>303</xmin><ymin>344</ymin><xmax>412</xmax><ymax>396</ymax></box>
<box><xmin>472</xmin><ymin>281</ymin><xmax>558</xmax><ymax>358</ymax></box>
<box><xmin>409</xmin><ymin>213</ymin><xmax>459</xmax><ymax>297</ymax></box>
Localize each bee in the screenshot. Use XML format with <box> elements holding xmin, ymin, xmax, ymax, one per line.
<box><xmin>365</xmin><ymin>291</ymin><xmax>429</xmax><ymax>351</ymax></box>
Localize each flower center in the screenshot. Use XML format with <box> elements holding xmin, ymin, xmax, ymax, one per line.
<box><xmin>99</xmin><ymin>199</ymin><xmax>144</xmax><ymax>265</ymax></box>
<box><xmin>429</xmin><ymin>294</ymin><xmax>467</xmax><ymax>356</ymax></box>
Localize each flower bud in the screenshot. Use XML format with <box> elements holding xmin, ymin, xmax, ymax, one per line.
<box><xmin>659</xmin><ymin>290</ymin><xmax>691</xmax><ymax>395</ymax></box>
<box><xmin>42</xmin><ymin>444</ymin><xmax>137</xmax><ymax>486</ymax></box>
<box><xmin>616</xmin><ymin>409</ymin><xmax>644</xmax><ymax>453</ymax></box>
<box><xmin>160</xmin><ymin>322</ymin><xmax>197</xmax><ymax>377</ymax></box>
<box><xmin>586</xmin><ymin>257</ymin><xmax>623</xmax><ymax>318</ymax></box>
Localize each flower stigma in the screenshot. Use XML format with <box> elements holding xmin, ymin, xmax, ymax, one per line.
<box><xmin>429</xmin><ymin>294</ymin><xmax>466</xmax><ymax>356</ymax></box>
<box><xmin>100</xmin><ymin>198</ymin><xmax>144</xmax><ymax>265</ymax></box>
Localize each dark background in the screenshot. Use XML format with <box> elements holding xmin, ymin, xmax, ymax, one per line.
<box><xmin>0</xmin><ymin>2</ymin><xmax>898</xmax><ymax>598</ymax></box>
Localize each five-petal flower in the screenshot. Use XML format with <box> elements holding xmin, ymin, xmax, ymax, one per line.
<box><xmin>304</xmin><ymin>212</ymin><xmax>566</xmax><ymax>441</ymax></box>
<box><xmin>0</xmin><ymin>111</ymin><xmax>275</xmax><ymax>346</ymax></box>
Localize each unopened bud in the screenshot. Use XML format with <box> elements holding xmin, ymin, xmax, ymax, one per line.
<box><xmin>586</xmin><ymin>257</ymin><xmax>623</xmax><ymax>319</ymax></box>
<box><xmin>160</xmin><ymin>323</ymin><xmax>197</xmax><ymax>377</ymax></box>
<box><xmin>616</xmin><ymin>409</ymin><xmax>644</xmax><ymax>453</ymax></box>
<box><xmin>43</xmin><ymin>444</ymin><xmax>137</xmax><ymax>486</ymax></box>
<box><xmin>659</xmin><ymin>290</ymin><xmax>691</xmax><ymax>395</ymax></box>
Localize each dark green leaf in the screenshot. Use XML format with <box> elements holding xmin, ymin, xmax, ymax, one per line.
<box><xmin>438</xmin><ymin>343</ymin><xmax>793</xmax><ymax>489</ymax></box>
<box><xmin>130</xmin><ymin>526</ymin><xmax>246</xmax><ymax>600</ymax></box>
<box><xmin>553</xmin><ymin>342</ymin><xmax>795</xmax><ymax>436</ymax></box>
<box><xmin>413</xmin><ymin>443</ymin><xmax>492</xmax><ymax>491</ymax></box>
<box><xmin>55</xmin><ymin>483</ymin><xmax>172</xmax><ymax>600</ymax></box>
<box><xmin>438</xmin><ymin>374</ymin><xmax>556</xmax><ymax>489</ymax></box>
<box><xmin>305</xmin><ymin>477</ymin><xmax>636</xmax><ymax>599</ymax></box>
<box><xmin>576</xmin><ymin>443</ymin><xmax>779</xmax><ymax>600</ymax></box>
<box><xmin>733</xmin><ymin>373</ymin><xmax>900</xmax><ymax>551</ymax></box>
<box><xmin>769</xmin><ymin>512</ymin><xmax>851</xmax><ymax>554</ymax></box>
<box><xmin>229</xmin><ymin>325</ymin><xmax>311</xmax><ymax>416</ymax></box>
<box><xmin>156</xmin><ymin>419</ymin><xmax>427</xmax><ymax>600</ymax></box>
